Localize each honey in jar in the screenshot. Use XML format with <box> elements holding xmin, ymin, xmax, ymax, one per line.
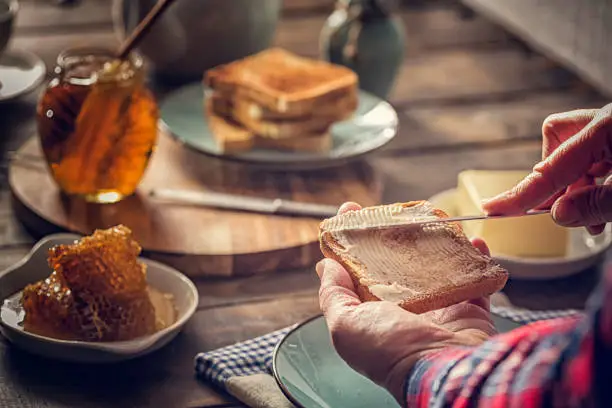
<box><xmin>37</xmin><ymin>47</ymin><xmax>159</xmax><ymax>204</ymax></box>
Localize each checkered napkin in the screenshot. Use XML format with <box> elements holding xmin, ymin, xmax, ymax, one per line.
<box><xmin>194</xmin><ymin>306</ymin><xmax>581</xmax><ymax>408</ymax></box>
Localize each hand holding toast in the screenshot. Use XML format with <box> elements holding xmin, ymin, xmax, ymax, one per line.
<box><xmin>483</xmin><ymin>104</ymin><xmax>612</xmax><ymax>234</ymax></box>
<box><xmin>317</xmin><ymin>202</ymin><xmax>497</xmax><ymax>405</ymax></box>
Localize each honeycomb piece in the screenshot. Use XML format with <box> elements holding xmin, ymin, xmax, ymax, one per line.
<box><xmin>22</xmin><ymin>225</ymin><xmax>157</xmax><ymax>342</ymax></box>
<box><xmin>21</xmin><ymin>271</ymin><xmax>79</xmax><ymax>340</ymax></box>
<box><xmin>48</xmin><ymin>225</ymin><xmax>146</xmax><ymax>297</ymax></box>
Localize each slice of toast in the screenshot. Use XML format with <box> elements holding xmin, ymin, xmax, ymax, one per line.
<box><xmin>207</xmin><ymin>100</ymin><xmax>331</xmax><ymax>153</ymax></box>
<box><xmin>232</xmin><ymin>100</ymin><xmax>337</xmax><ymax>139</ymax></box>
<box><xmin>210</xmin><ymin>92</ymin><xmax>334</xmax><ymax>138</ymax></box>
<box><xmin>205</xmin><ymin>98</ymin><xmax>254</xmax><ymax>153</ymax></box>
<box><xmin>255</xmin><ymin>131</ymin><xmax>332</xmax><ymax>153</ymax></box>
<box><xmin>212</xmin><ymin>91</ymin><xmax>359</xmax><ymax>121</ymax></box>
<box><xmin>209</xmin><ymin>93</ymin><xmax>233</xmax><ymax>118</ymax></box>
<box><xmin>319</xmin><ymin>201</ymin><xmax>508</xmax><ymax>314</ymax></box>
<box><xmin>210</xmin><ymin>92</ymin><xmax>352</xmax><ymax>139</ymax></box>
<box><xmin>205</xmin><ymin>48</ymin><xmax>358</xmax><ymax>113</ymax></box>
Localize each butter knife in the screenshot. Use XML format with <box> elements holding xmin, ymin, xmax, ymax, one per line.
<box><xmin>334</xmin><ymin>209</ymin><xmax>552</xmax><ymax>232</ymax></box>
<box><xmin>149</xmin><ymin>188</ymin><xmax>339</xmax><ymax>218</ymax></box>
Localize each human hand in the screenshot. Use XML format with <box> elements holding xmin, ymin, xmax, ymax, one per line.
<box><xmin>482</xmin><ymin>105</ymin><xmax>612</xmax><ymax>234</ymax></box>
<box><xmin>316</xmin><ymin>202</ymin><xmax>496</xmax><ymax>404</ymax></box>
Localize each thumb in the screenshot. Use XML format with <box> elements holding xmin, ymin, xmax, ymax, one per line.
<box><xmin>553</xmin><ymin>180</ymin><xmax>612</xmax><ymax>227</ymax></box>
<box><xmin>316</xmin><ymin>258</ymin><xmax>361</xmax><ymax>319</ymax></box>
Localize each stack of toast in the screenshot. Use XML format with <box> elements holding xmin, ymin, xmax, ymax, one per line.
<box><xmin>203</xmin><ymin>48</ymin><xmax>359</xmax><ymax>154</ymax></box>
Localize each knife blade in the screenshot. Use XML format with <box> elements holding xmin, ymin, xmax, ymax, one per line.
<box><xmin>335</xmin><ymin>209</ymin><xmax>552</xmax><ymax>232</ymax></box>
<box><xmin>149</xmin><ymin>188</ymin><xmax>339</xmax><ymax>218</ymax></box>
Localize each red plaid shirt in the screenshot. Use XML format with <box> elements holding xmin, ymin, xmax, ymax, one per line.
<box><xmin>404</xmin><ymin>265</ymin><xmax>612</xmax><ymax>407</ymax></box>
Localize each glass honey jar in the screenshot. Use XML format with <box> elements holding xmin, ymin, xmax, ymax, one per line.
<box><xmin>36</xmin><ymin>47</ymin><xmax>159</xmax><ymax>204</ymax></box>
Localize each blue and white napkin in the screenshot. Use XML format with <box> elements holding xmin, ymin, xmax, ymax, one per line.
<box><xmin>195</xmin><ymin>305</ymin><xmax>581</xmax><ymax>408</ymax></box>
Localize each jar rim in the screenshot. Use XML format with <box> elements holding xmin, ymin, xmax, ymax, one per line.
<box><xmin>56</xmin><ymin>46</ymin><xmax>144</xmax><ymax>70</ymax></box>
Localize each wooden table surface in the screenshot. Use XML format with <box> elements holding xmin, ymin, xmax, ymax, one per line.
<box><xmin>0</xmin><ymin>1</ymin><xmax>609</xmax><ymax>407</ymax></box>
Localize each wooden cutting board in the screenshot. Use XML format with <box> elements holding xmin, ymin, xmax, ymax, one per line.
<box><xmin>9</xmin><ymin>132</ymin><xmax>382</xmax><ymax>277</ymax></box>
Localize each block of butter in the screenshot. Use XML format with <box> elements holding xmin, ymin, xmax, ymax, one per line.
<box><xmin>456</xmin><ymin>170</ymin><xmax>568</xmax><ymax>258</ymax></box>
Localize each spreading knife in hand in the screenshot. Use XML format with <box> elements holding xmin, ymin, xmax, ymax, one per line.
<box><xmin>332</xmin><ymin>209</ymin><xmax>552</xmax><ymax>232</ymax></box>
<box><xmin>149</xmin><ymin>188</ymin><xmax>339</xmax><ymax>218</ymax></box>
<box><xmin>149</xmin><ymin>188</ymin><xmax>550</xmax><ymax>225</ymax></box>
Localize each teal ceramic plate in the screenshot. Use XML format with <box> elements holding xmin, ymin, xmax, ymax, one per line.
<box><xmin>273</xmin><ymin>314</ymin><xmax>522</xmax><ymax>408</ymax></box>
<box><xmin>159</xmin><ymin>83</ymin><xmax>398</xmax><ymax>170</ymax></box>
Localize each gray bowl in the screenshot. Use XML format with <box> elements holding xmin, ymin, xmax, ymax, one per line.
<box><xmin>0</xmin><ymin>234</ymin><xmax>199</xmax><ymax>363</ymax></box>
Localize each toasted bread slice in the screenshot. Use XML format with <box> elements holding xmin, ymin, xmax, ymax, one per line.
<box><xmin>233</xmin><ymin>101</ymin><xmax>337</xmax><ymax>139</ymax></box>
<box><xmin>205</xmin><ymin>99</ymin><xmax>254</xmax><ymax>153</ymax></box>
<box><xmin>206</xmin><ymin>99</ymin><xmax>332</xmax><ymax>153</ymax></box>
<box><xmin>210</xmin><ymin>92</ymin><xmax>353</xmax><ymax>139</ymax></box>
<box><xmin>205</xmin><ymin>48</ymin><xmax>358</xmax><ymax>113</ymax></box>
<box><xmin>319</xmin><ymin>201</ymin><xmax>508</xmax><ymax>314</ymax></box>
<box><xmin>210</xmin><ymin>92</ymin><xmax>333</xmax><ymax>138</ymax></box>
<box><xmin>212</xmin><ymin>91</ymin><xmax>359</xmax><ymax>121</ymax></box>
<box><xmin>255</xmin><ymin>131</ymin><xmax>332</xmax><ymax>153</ymax></box>
<box><xmin>209</xmin><ymin>93</ymin><xmax>233</xmax><ymax>118</ymax></box>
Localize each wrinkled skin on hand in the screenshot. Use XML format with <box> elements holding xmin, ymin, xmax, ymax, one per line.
<box><xmin>317</xmin><ymin>202</ymin><xmax>496</xmax><ymax>404</ymax></box>
<box><xmin>483</xmin><ymin>104</ymin><xmax>612</xmax><ymax>235</ymax></box>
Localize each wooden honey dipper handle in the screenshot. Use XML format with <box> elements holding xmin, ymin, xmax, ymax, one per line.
<box><xmin>116</xmin><ymin>0</ymin><xmax>180</xmax><ymax>60</ymax></box>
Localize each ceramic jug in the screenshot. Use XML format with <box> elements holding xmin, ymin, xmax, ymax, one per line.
<box><xmin>112</xmin><ymin>0</ymin><xmax>281</xmax><ymax>82</ymax></box>
<box><xmin>320</xmin><ymin>0</ymin><xmax>405</xmax><ymax>99</ymax></box>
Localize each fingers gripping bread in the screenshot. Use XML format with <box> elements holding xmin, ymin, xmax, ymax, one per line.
<box><xmin>319</xmin><ymin>201</ymin><xmax>508</xmax><ymax>314</ymax></box>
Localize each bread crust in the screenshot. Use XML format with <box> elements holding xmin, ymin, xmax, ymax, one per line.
<box><xmin>211</xmin><ymin>91</ymin><xmax>359</xmax><ymax>122</ymax></box>
<box><xmin>231</xmin><ymin>101</ymin><xmax>349</xmax><ymax>139</ymax></box>
<box><xmin>205</xmin><ymin>98</ymin><xmax>254</xmax><ymax>153</ymax></box>
<box><xmin>318</xmin><ymin>201</ymin><xmax>508</xmax><ymax>314</ymax></box>
<box><xmin>209</xmin><ymin>92</ymin><xmax>355</xmax><ymax>139</ymax></box>
<box><xmin>206</xmin><ymin>96</ymin><xmax>332</xmax><ymax>153</ymax></box>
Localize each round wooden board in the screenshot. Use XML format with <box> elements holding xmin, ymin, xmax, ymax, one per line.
<box><xmin>9</xmin><ymin>132</ymin><xmax>382</xmax><ymax>277</ymax></box>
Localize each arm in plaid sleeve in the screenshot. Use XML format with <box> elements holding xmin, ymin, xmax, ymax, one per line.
<box><xmin>404</xmin><ymin>264</ymin><xmax>612</xmax><ymax>408</ymax></box>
